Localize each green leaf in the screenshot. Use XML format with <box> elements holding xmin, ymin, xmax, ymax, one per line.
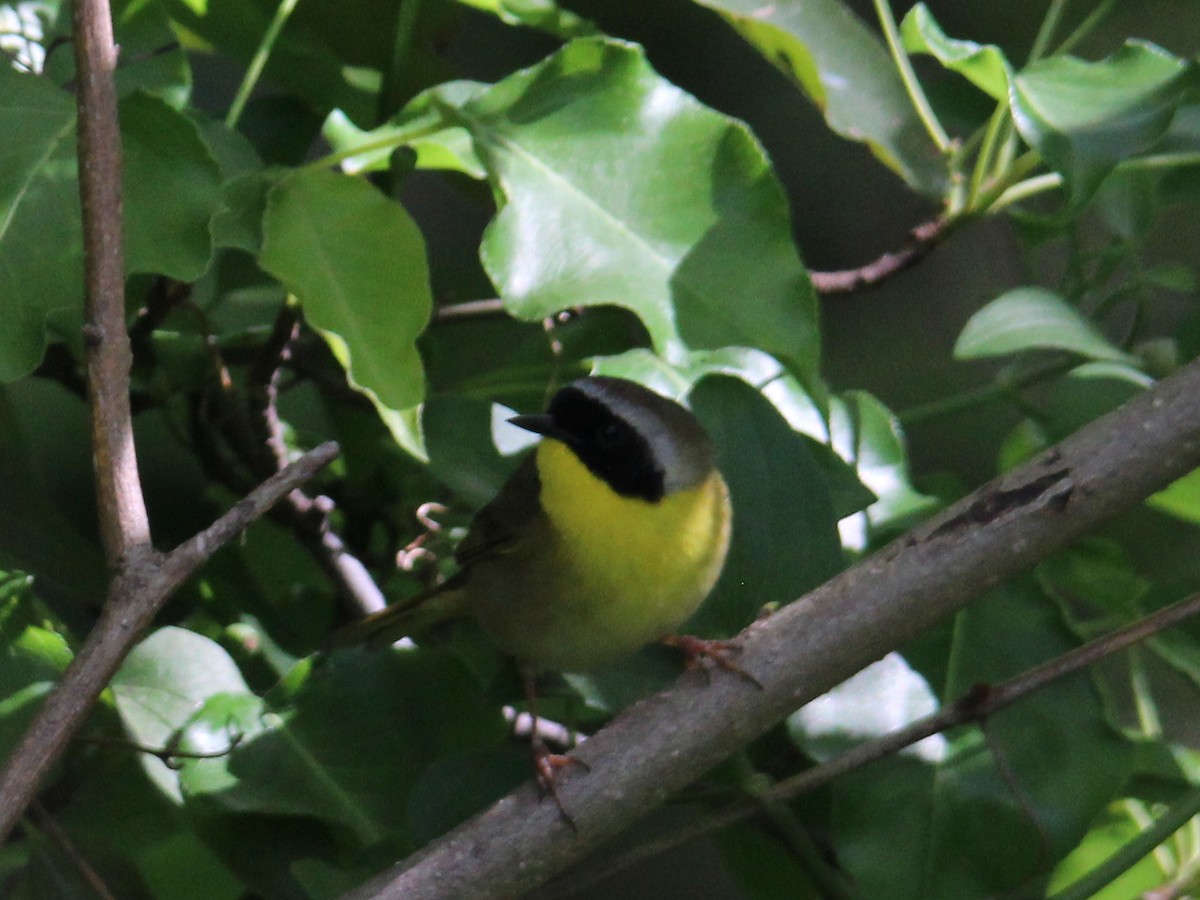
<box><xmin>1042</xmin><ymin>362</ymin><xmax>1151</xmax><ymax>441</ymax></box>
<box><xmin>1047</xmin><ymin>803</ymin><xmax>1170</xmax><ymax>898</ymax></box>
<box><xmin>444</xmin><ymin>38</ymin><xmax>820</xmax><ymax>388</ymax></box>
<box><xmin>690</xmin><ymin>0</ymin><xmax>945</xmax><ymax>192</ymax></box>
<box><xmin>688</xmin><ymin>376</ymin><xmax>843</xmax><ymax>636</ymax></box>
<box><xmin>1011</xmin><ymin>41</ymin><xmax>1194</xmax><ymax>207</ymax></box>
<box><xmin>111</xmin><ymin>0</ymin><xmax>193</xmax><ymax>105</ymax></box>
<box><xmin>157</xmin><ymin>0</ymin><xmax>376</xmax><ymax>124</ymax></box>
<box><xmin>0</xmin><ymin>66</ymin><xmax>82</xmax><ymax>382</ymax></box>
<box><xmin>1148</xmin><ymin>468</ymin><xmax>1200</xmax><ymax>525</ymax></box>
<box><xmin>453</xmin><ymin>0</ymin><xmax>597</xmax><ymax>39</ymax></box>
<box><xmin>954</xmin><ymin>287</ymin><xmax>1136</xmax><ymax>363</ymax></box>
<box><xmin>0</xmin><ymin>388</ymin><xmax>108</xmax><ymax>604</ymax></box>
<box><xmin>830</xmin><ymin>390</ymin><xmax>937</xmax><ymax>539</ymax></box>
<box><xmin>121</xmin><ymin>91</ymin><xmax>223</xmax><ymax>280</ymax></box>
<box><xmin>111</xmin><ymin>627</ymin><xmax>251</xmax><ymax>799</ymax></box>
<box><xmin>112</xmin><ymin>627</ymin><xmax>251</xmax><ymax>749</ymax></box>
<box><xmin>900</xmin><ymin>3</ymin><xmax>1011</xmax><ymax>100</ymax></box>
<box><xmin>180</xmin><ymin>648</ymin><xmax>504</xmax><ymax>844</ymax></box>
<box><xmin>260</xmin><ymin>169</ymin><xmax>433</xmax><ymax>444</ymax></box>
<box><xmin>59</xmin><ymin>754</ymin><xmax>243</xmax><ymax>900</ymax></box>
<box><xmin>38</xmin><ymin>0</ymin><xmax>192</xmax><ymax>106</ymax></box>
<box><xmin>321</xmin><ymin>95</ymin><xmax>487</xmax><ymax>177</ymax></box>
<box><xmin>0</xmin><ymin>578</ymin><xmax>73</xmax><ymax>761</ymax></box>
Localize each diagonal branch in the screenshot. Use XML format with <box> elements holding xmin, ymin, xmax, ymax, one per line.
<box><xmin>809</xmin><ymin>217</ymin><xmax>950</xmax><ymax>295</ymax></box>
<box><xmin>343</xmin><ymin>356</ymin><xmax>1200</xmax><ymax>900</ymax></box>
<box><xmin>0</xmin><ymin>441</ymin><xmax>339</xmax><ymax>842</ymax></box>
<box><xmin>549</xmin><ymin>591</ymin><xmax>1200</xmax><ymax>896</ymax></box>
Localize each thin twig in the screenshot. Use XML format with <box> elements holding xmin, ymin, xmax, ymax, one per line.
<box><xmin>76</xmin><ymin>730</ymin><xmax>244</xmax><ymax>769</ymax></box>
<box><xmin>29</xmin><ymin>801</ymin><xmax>118</xmax><ymax>900</ymax></box>
<box><xmin>224</xmin><ymin>301</ymin><xmax>387</xmax><ymax>616</ymax></box>
<box><xmin>546</xmin><ymin>591</ymin><xmax>1200</xmax><ymax>897</ymax></box>
<box><xmin>431</xmin><ymin>298</ymin><xmax>506</xmax><ymax>321</ymax></box>
<box><xmin>809</xmin><ymin>217</ymin><xmax>950</xmax><ymax>295</ymax></box>
<box><xmin>128</xmin><ymin>276</ymin><xmax>192</xmax><ymax>354</ymax></box>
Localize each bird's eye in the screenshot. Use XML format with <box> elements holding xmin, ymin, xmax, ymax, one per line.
<box><xmin>596</xmin><ymin>421</ymin><xmax>624</xmax><ymax>447</ymax></box>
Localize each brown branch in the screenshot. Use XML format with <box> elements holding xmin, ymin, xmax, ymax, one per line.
<box><xmin>0</xmin><ymin>0</ymin><xmax>343</xmax><ymax>843</ymax></box>
<box><xmin>342</xmin><ymin>357</ymin><xmax>1200</xmax><ymax>900</ymax></box>
<box><xmin>73</xmin><ymin>0</ymin><xmax>151</xmax><ymax>564</ymax></box>
<box><xmin>810</xmin><ymin>217</ymin><xmax>950</xmax><ymax>295</ymax></box>
<box><xmin>0</xmin><ymin>441</ymin><xmax>338</xmax><ymax>843</ymax></box>
<box><xmin>550</xmin><ymin>590</ymin><xmax>1200</xmax><ymax>896</ymax></box>
<box><xmin>231</xmin><ymin>302</ymin><xmax>386</xmax><ymax>616</ymax></box>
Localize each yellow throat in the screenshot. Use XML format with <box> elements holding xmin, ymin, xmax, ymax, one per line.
<box><xmin>527</xmin><ymin>437</ymin><xmax>731</xmax><ymax>666</ymax></box>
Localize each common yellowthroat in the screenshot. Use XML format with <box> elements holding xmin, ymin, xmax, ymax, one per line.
<box><xmin>333</xmin><ymin>376</ymin><xmax>731</xmax><ymax>673</ymax></box>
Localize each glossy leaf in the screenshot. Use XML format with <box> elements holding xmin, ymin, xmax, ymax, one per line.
<box><xmin>900</xmin><ymin>3</ymin><xmax>1010</xmax><ymax>100</ymax></box>
<box><xmin>1011</xmin><ymin>41</ymin><xmax>1194</xmax><ymax>207</ymax></box>
<box><xmin>112</xmin><ymin>627</ymin><xmax>251</xmax><ymax>749</ymax></box>
<box><xmin>260</xmin><ymin>169</ymin><xmax>433</xmax><ymax>443</ymax></box>
<box><xmin>690</xmin><ymin>0</ymin><xmax>945</xmax><ymax>191</ymax></box>
<box><xmin>445</xmin><ymin>38</ymin><xmax>820</xmax><ymax>387</ymax></box>
<box><xmin>954</xmin><ymin>287</ymin><xmax>1136</xmax><ymax>363</ymax></box>
<box><xmin>0</xmin><ymin>66</ymin><xmax>81</xmax><ymax>382</ymax></box>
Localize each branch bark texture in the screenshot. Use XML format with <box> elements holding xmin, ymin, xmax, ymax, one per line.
<box><xmin>0</xmin><ymin>0</ymin><xmax>341</xmax><ymax>844</ymax></box>
<box><xmin>346</xmin><ymin>357</ymin><xmax>1200</xmax><ymax>900</ymax></box>
<box><xmin>73</xmin><ymin>0</ymin><xmax>150</xmax><ymax>563</ymax></box>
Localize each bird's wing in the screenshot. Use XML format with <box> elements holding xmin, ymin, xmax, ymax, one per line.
<box><xmin>454</xmin><ymin>452</ymin><xmax>544</xmax><ymax>568</ymax></box>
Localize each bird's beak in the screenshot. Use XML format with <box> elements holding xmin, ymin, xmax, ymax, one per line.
<box><xmin>508</xmin><ymin>412</ymin><xmax>560</xmax><ymax>440</ymax></box>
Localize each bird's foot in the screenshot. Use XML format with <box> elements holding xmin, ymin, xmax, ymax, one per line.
<box><xmin>661</xmin><ymin>634</ymin><xmax>763</xmax><ymax>689</ymax></box>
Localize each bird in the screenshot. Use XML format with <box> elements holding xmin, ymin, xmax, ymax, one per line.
<box><xmin>330</xmin><ymin>375</ymin><xmax>733</xmax><ymax>805</ymax></box>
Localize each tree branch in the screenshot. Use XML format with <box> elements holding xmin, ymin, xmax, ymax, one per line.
<box><xmin>0</xmin><ymin>440</ymin><xmax>338</xmax><ymax>842</ymax></box>
<box><xmin>343</xmin><ymin>357</ymin><xmax>1200</xmax><ymax>900</ymax></box>
<box><xmin>0</xmin><ymin>0</ymin><xmax>341</xmax><ymax>845</ymax></box>
<box><xmin>73</xmin><ymin>0</ymin><xmax>150</xmax><ymax>564</ymax></box>
<box><xmin>550</xmin><ymin>590</ymin><xmax>1200</xmax><ymax>896</ymax></box>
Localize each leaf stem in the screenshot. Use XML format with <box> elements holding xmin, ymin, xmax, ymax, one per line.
<box><xmin>898</xmin><ymin>363</ymin><xmax>1070</xmax><ymax>426</ymax></box>
<box><xmin>992</xmin><ymin>152</ymin><xmax>1200</xmax><ymax>211</ymax></box>
<box><xmin>1053</xmin><ymin>0</ymin><xmax>1118</xmax><ymax>57</ymax></box>
<box><xmin>225</xmin><ymin>0</ymin><xmax>301</xmax><ymax>129</ymax></box>
<box><xmin>872</xmin><ymin>0</ymin><xmax>950</xmax><ymax>153</ymax></box>
<box><xmin>1026</xmin><ymin>0</ymin><xmax>1069</xmax><ymax>65</ymax></box>
<box><xmin>295</xmin><ymin>120</ymin><xmax>448</xmax><ymax>175</ymax></box>
<box><xmin>967</xmin><ymin>103</ymin><xmax>1014</xmax><ymax>211</ymax></box>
